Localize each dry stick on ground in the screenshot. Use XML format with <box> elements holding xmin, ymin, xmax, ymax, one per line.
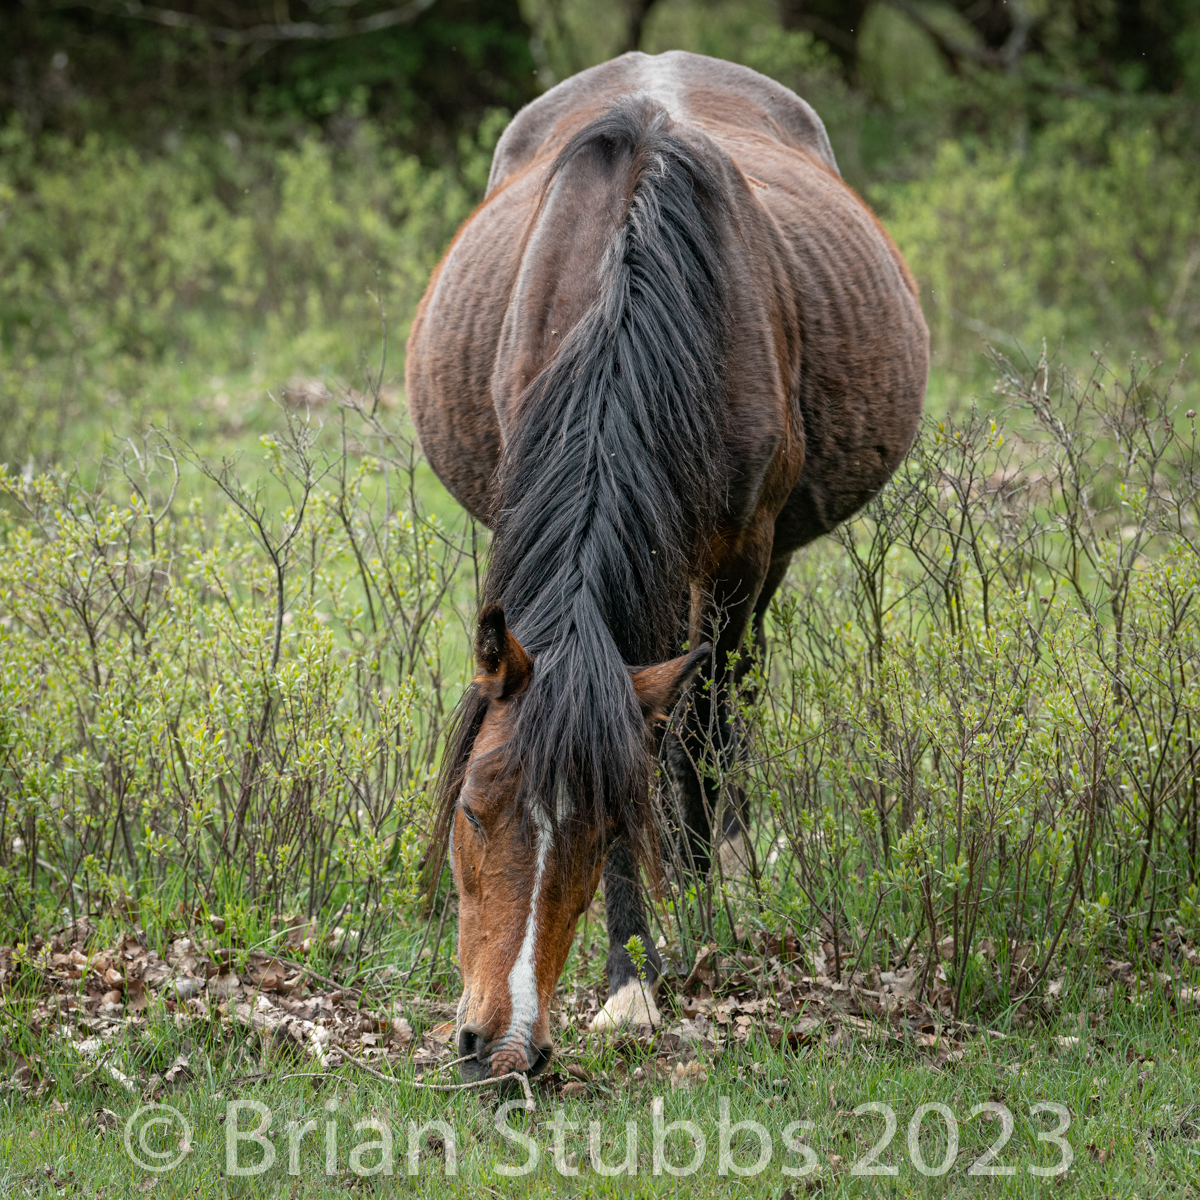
<box><xmin>422</xmin><ymin>1054</ymin><xmax>474</xmax><ymax>1077</ymax></box>
<box><xmin>236</xmin><ymin>1054</ymin><xmax>475</xmax><ymax>1091</ymax></box>
<box><xmin>336</xmin><ymin>1051</ymin><xmax>535</xmax><ymax>1108</ymax></box>
<box><xmin>277</xmin><ymin>960</ymin><xmax>362</xmax><ymax>1000</ymax></box>
<box><xmin>277</xmin><ymin>1071</ymin><xmax>355</xmax><ymax>1085</ymax></box>
<box><xmin>414</xmin><ymin>1070</ymin><xmax>536</xmax><ymax>1109</ymax></box>
<box><xmin>74</xmin><ymin>1050</ymin><xmax>134</xmax><ymax>1094</ymax></box>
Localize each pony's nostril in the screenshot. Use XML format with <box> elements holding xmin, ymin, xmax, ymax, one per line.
<box><xmin>528</xmin><ymin>1043</ymin><xmax>553</xmax><ymax>1077</ymax></box>
<box><xmin>458</xmin><ymin>1027</ymin><xmax>485</xmax><ymax>1062</ymax></box>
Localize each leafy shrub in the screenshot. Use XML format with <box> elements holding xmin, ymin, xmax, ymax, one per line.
<box><xmin>0</xmin><ymin>404</ymin><xmax>474</xmax><ymax>957</ymax></box>
<box><xmin>877</xmin><ymin>107</ymin><xmax>1200</xmax><ymax>372</ymax></box>
<box><xmin>3</xmin><ymin>87</ymin><xmax>1197</xmax><ymax>468</ymax></box>
<box><xmin>0</xmin><ymin>114</ymin><xmax>501</xmax><ymax>466</ymax></box>
<box><xmin>0</xmin><ymin>354</ymin><xmax>1198</xmax><ymax>1015</ymax></box>
<box><xmin>682</xmin><ymin>354</ymin><xmax>1200</xmax><ymax>1016</ymax></box>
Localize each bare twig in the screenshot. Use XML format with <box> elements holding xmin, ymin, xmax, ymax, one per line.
<box><xmin>337</xmin><ymin>1051</ymin><xmax>536</xmax><ymax>1108</ymax></box>
<box><xmin>422</xmin><ymin>1054</ymin><xmax>473</xmax><ymax>1077</ymax></box>
<box><xmin>277</xmin><ymin>960</ymin><xmax>362</xmax><ymax>1001</ymax></box>
<box><xmin>276</xmin><ymin>1071</ymin><xmax>354</xmax><ymax>1085</ymax></box>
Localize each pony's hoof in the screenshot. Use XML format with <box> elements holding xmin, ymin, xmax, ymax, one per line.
<box><xmin>590</xmin><ymin>981</ymin><xmax>660</xmax><ymax>1032</ymax></box>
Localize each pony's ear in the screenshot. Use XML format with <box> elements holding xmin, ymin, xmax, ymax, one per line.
<box><xmin>475</xmin><ymin>604</ymin><xmax>533</xmax><ymax>700</ymax></box>
<box><xmin>629</xmin><ymin>644</ymin><xmax>710</xmax><ymax>722</ymax></box>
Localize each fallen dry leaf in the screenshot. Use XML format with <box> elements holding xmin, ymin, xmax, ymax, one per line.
<box><xmin>427</xmin><ymin>1021</ymin><xmax>456</xmax><ymax>1045</ymax></box>
<box><xmin>94</xmin><ymin>1109</ymin><xmax>120</xmax><ymax>1133</ymax></box>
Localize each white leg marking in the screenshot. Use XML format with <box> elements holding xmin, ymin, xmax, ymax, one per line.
<box><xmin>590</xmin><ymin>979</ymin><xmax>661</xmax><ymax>1033</ymax></box>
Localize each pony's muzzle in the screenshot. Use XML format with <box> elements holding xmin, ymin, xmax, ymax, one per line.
<box><xmin>457</xmin><ymin>1024</ymin><xmax>552</xmax><ymax>1081</ymax></box>
<box><xmin>457</xmin><ymin>1024</ymin><xmax>487</xmax><ymax>1080</ymax></box>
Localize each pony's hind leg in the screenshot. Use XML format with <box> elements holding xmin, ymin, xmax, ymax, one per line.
<box><xmin>594</xmin><ymin>547</ymin><xmax>792</xmax><ymax>1031</ymax></box>
<box><xmin>591</xmin><ymin>838</ymin><xmax>663</xmax><ymax>1031</ymax></box>
<box><xmin>719</xmin><ymin>551</ymin><xmax>793</xmax><ymax>876</ymax></box>
<box><xmin>667</xmin><ymin>548</ymin><xmax>793</xmax><ymax>882</ymax></box>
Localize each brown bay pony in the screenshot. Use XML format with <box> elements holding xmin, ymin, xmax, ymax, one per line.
<box><xmin>405</xmin><ymin>51</ymin><xmax>928</xmax><ymax>1081</ymax></box>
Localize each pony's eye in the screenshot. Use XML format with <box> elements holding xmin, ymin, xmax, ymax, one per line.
<box><xmin>462</xmin><ymin>806</ymin><xmax>482</xmax><ymax>832</ymax></box>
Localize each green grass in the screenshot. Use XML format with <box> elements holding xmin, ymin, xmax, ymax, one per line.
<box><xmin>3</xmin><ymin>1000</ymin><xmax>1198</xmax><ymax>1197</ymax></box>
<box><xmin>28</xmin><ymin>321</ymin><xmax>466</xmax><ymax>528</ymax></box>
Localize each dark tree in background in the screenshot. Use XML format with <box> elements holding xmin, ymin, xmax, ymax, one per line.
<box><xmin>778</xmin><ymin>0</ymin><xmax>869</xmax><ymax>75</ymax></box>
<box><xmin>1088</xmin><ymin>0</ymin><xmax>1198</xmax><ymax>93</ymax></box>
<box><xmin>778</xmin><ymin>0</ymin><xmax>1198</xmax><ymax>93</ymax></box>
<box><xmin>4</xmin><ymin>0</ymin><xmax>538</xmax><ymax>155</ymax></box>
<box><xmin>7</xmin><ymin>0</ymin><xmax>1196</xmax><ymax>153</ymax></box>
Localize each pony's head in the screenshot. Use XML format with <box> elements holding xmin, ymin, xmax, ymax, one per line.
<box><xmin>446</xmin><ymin>604</ymin><xmax>705</xmax><ymax>1080</ymax></box>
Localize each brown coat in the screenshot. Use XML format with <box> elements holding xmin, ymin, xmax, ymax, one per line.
<box><xmin>407</xmin><ymin>49</ymin><xmax>928</xmax><ymax>603</ymax></box>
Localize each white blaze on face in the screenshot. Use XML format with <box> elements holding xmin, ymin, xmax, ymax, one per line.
<box><xmin>450</xmin><ymin>827</ymin><xmax>471</xmax><ymax>1030</ymax></box>
<box><xmin>498</xmin><ymin>783</ymin><xmax>571</xmax><ymax>1056</ymax></box>
<box><xmin>500</xmin><ymin>805</ymin><xmax>551</xmax><ymax>1052</ymax></box>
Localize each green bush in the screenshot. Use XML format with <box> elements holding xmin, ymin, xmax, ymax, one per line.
<box><xmin>708</xmin><ymin>354</ymin><xmax>1200</xmax><ymax>1016</ymax></box>
<box><xmin>877</xmin><ymin>107</ymin><xmax>1200</xmax><ymax>373</ymax></box>
<box><xmin>1</xmin><ymin>357</ymin><xmax>1196</xmax><ymax>1018</ymax></box>
<box><xmin>3</xmin><ymin>82</ymin><xmax>1198</xmax><ymax>474</ymax></box>
<box><xmin>0</xmin><ymin>114</ymin><xmax>502</xmax><ymax>466</ymax></box>
<box><xmin>0</xmin><ymin>406</ymin><xmax>474</xmax><ymax>955</ymax></box>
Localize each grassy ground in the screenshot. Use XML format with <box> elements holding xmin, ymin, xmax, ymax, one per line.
<box><xmin>3</xmin><ymin>998</ymin><xmax>1197</xmax><ymax>1197</ymax></box>
<box><xmin>42</xmin><ymin>326</ymin><xmax>469</xmax><ymax>530</ymax></box>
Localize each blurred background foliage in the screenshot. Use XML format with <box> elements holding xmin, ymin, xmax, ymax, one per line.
<box><xmin>1</xmin><ymin>0</ymin><xmax>1199</xmax><ymax>463</ymax></box>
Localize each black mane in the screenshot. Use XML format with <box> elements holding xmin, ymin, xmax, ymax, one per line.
<box><xmin>434</xmin><ymin>95</ymin><xmax>730</xmax><ymax>867</ymax></box>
